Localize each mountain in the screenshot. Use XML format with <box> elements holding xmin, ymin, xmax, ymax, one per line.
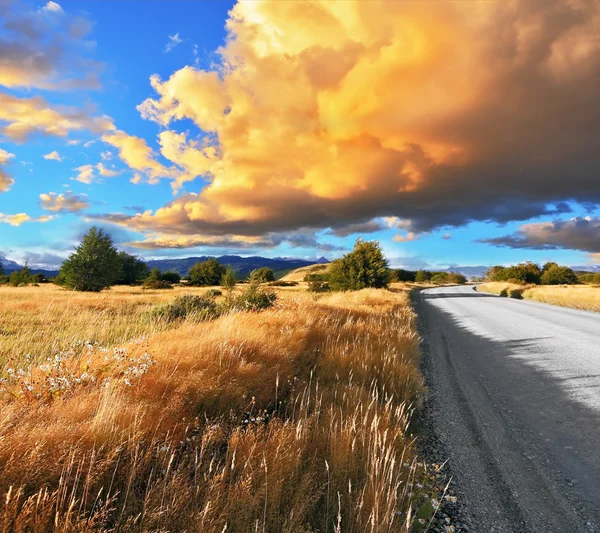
<box><xmin>146</xmin><ymin>255</ymin><xmax>328</xmax><ymax>279</ymax></box>
<box><xmin>441</xmin><ymin>266</ymin><xmax>489</xmax><ymax>278</ymax></box>
<box><xmin>0</xmin><ymin>254</ymin><xmax>21</xmax><ymax>273</ymax></box>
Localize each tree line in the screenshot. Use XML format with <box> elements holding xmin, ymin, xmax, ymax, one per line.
<box><xmin>485</xmin><ymin>262</ymin><xmax>581</xmax><ymax>285</ymax></box>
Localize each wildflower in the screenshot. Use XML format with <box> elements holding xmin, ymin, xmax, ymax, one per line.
<box><xmin>445</xmin><ymin>495</ymin><xmax>458</xmax><ymax>503</ymax></box>
<box><xmin>418</xmin><ymin>518</ymin><xmax>425</xmax><ymax>525</ymax></box>
<box><xmin>444</xmin><ymin>526</ymin><xmax>456</xmax><ymax>533</ymax></box>
<box><xmin>431</xmin><ymin>498</ymin><xmax>440</xmax><ymax>508</ymax></box>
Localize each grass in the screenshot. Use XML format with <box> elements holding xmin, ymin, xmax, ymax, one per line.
<box><xmin>477</xmin><ymin>282</ymin><xmax>600</xmax><ymax>312</ymax></box>
<box><xmin>0</xmin><ymin>284</ymin><xmax>447</xmax><ymax>532</ymax></box>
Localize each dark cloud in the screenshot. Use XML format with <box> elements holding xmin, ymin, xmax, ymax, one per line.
<box><xmin>478</xmin><ymin>217</ymin><xmax>600</xmax><ymax>253</ymax></box>
<box><xmin>328</xmin><ymin>220</ymin><xmax>386</xmax><ymax>237</ymax></box>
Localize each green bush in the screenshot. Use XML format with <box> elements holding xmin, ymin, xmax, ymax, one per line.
<box><xmin>509</xmin><ymin>288</ymin><xmax>524</xmax><ymax>299</ymax></box>
<box><xmin>189</xmin><ymin>259</ymin><xmax>226</xmax><ymax>286</ymax></box>
<box><xmin>160</xmin><ymin>271</ymin><xmax>181</xmax><ymax>284</ymax></box>
<box><xmin>268</xmin><ymin>280</ymin><xmax>298</xmax><ymax>287</ymax></box>
<box><xmin>499</xmin><ymin>288</ymin><xmax>509</xmax><ymax>297</ymax></box>
<box><xmin>414</xmin><ymin>270</ymin><xmax>432</xmax><ymax>282</ymax></box>
<box><xmin>115</xmin><ymin>252</ymin><xmax>149</xmax><ymax>285</ymax></box>
<box><xmin>152</xmin><ymin>294</ymin><xmax>218</xmax><ymax>322</ymax></box>
<box><xmin>142</xmin><ymin>279</ymin><xmax>174</xmax><ymax>290</ymax></box>
<box><xmin>0</xmin><ymin>275</ymin><xmax>8</xmax><ymax>285</ymax></box>
<box><xmin>328</xmin><ymin>239</ymin><xmax>390</xmax><ymax>291</ymax></box>
<box><xmin>232</xmin><ymin>283</ymin><xmax>276</xmax><ymax>311</ymax></box>
<box><xmin>393</xmin><ymin>269</ymin><xmax>417</xmax><ymax>282</ymax></box>
<box><xmin>205</xmin><ymin>288</ymin><xmax>223</xmax><ymax>297</ymax></box>
<box><xmin>250</xmin><ymin>267</ymin><xmax>275</xmax><ymax>283</ymax></box>
<box><xmin>541</xmin><ymin>265</ymin><xmax>578</xmax><ymax>285</ymax></box>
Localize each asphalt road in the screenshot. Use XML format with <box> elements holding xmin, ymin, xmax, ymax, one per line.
<box><xmin>416</xmin><ymin>285</ymin><xmax>600</xmax><ymax>532</ymax></box>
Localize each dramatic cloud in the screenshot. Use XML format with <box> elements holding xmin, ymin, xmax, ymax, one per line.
<box><xmin>0</xmin><ymin>0</ymin><xmax>102</xmax><ymax>90</ymax></box>
<box><xmin>0</xmin><ymin>148</ymin><xmax>15</xmax><ymax>192</ymax></box>
<box><xmin>393</xmin><ymin>232</ymin><xmax>419</xmax><ymax>243</ymax></box>
<box><xmin>43</xmin><ymin>150</ymin><xmax>62</xmax><ymax>161</ymax></box>
<box><xmin>40</xmin><ymin>191</ymin><xmax>89</xmax><ymax>212</ymax></box>
<box><xmin>93</xmin><ymin>0</ymin><xmax>600</xmax><ymax>249</ymax></box>
<box><xmin>0</xmin><ymin>213</ymin><xmax>54</xmax><ymax>226</ymax></box>
<box><xmin>479</xmin><ymin>217</ymin><xmax>600</xmax><ymax>254</ymax></box>
<box><xmin>329</xmin><ymin>220</ymin><xmax>386</xmax><ymax>237</ymax></box>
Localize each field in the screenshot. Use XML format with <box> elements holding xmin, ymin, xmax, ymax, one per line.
<box><xmin>0</xmin><ymin>283</ymin><xmax>445</xmax><ymax>532</ymax></box>
<box><xmin>476</xmin><ymin>282</ymin><xmax>600</xmax><ymax>312</ymax></box>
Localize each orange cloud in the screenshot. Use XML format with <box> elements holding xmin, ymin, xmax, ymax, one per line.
<box><xmin>0</xmin><ymin>149</ymin><xmax>15</xmax><ymax>192</ymax></box>
<box><xmin>0</xmin><ymin>213</ymin><xmax>54</xmax><ymax>226</ymax></box>
<box><xmin>101</xmin><ymin>0</ymin><xmax>600</xmax><ymax>249</ymax></box>
<box><xmin>40</xmin><ymin>192</ymin><xmax>89</xmax><ymax>213</ymax></box>
<box><xmin>43</xmin><ymin>151</ymin><xmax>62</xmax><ymax>162</ymax></box>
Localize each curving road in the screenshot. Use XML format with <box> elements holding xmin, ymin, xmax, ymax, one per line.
<box><xmin>416</xmin><ymin>285</ymin><xmax>600</xmax><ymax>532</ymax></box>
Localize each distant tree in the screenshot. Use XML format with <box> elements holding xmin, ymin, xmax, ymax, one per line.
<box><xmin>9</xmin><ymin>262</ymin><xmax>32</xmax><ymax>286</ymax></box>
<box><xmin>541</xmin><ymin>265</ymin><xmax>578</xmax><ymax>285</ymax></box>
<box><xmin>394</xmin><ymin>269</ymin><xmax>417</xmax><ymax>282</ymax></box>
<box><xmin>328</xmin><ymin>239</ymin><xmax>390</xmax><ymax>291</ymax></box>
<box><xmin>486</xmin><ymin>265</ymin><xmax>506</xmax><ymax>281</ymax></box>
<box><xmin>142</xmin><ymin>267</ymin><xmax>174</xmax><ymax>289</ymax></box>
<box><xmin>430</xmin><ymin>272</ymin><xmax>449</xmax><ymax>284</ymax></box>
<box><xmin>542</xmin><ymin>261</ymin><xmax>559</xmax><ymax>273</ymax></box>
<box><xmin>250</xmin><ymin>267</ymin><xmax>275</xmax><ymax>283</ymax></box>
<box><xmin>221</xmin><ymin>267</ymin><xmax>237</xmax><ymax>290</ymax></box>
<box><xmin>60</xmin><ymin>227</ymin><xmax>121</xmax><ymax>292</ymax></box>
<box><xmin>160</xmin><ymin>271</ymin><xmax>181</xmax><ymax>284</ymax></box>
<box><xmin>116</xmin><ymin>252</ymin><xmax>149</xmax><ymax>285</ymax></box>
<box><xmin>189</xmin><ymin>259</ymin><xmax>226</xmax><ymax>286</ymax></box>
<box><xmin>32</xmin><ymin>273</ymin><xmax>46</xmax><ymax>284</ymax></box>
<box><xmin>415</xmin><ymin>270</ymin><xmax>432</xmax><ymax>282</ymax></box>
<box><xmin>0</xmin><ymin>260</ymin><xmax>4</xmax><ymax>276</ymax></box>
<box><xmin>447</xmin><ymin>272</ymin><xmax>467</xmax><ymax>284</ymax></box>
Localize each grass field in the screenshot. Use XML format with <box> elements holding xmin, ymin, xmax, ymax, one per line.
<box><xmin>0</xmin><ymin>283</ymin><xmax>445</xmax><ymax>532</ymax></box>
<box><xmin>477</xmin><ymin>282</ymin><xmax>600</xmax><ymax>312</ymax></box>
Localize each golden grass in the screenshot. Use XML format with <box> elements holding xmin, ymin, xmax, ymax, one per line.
<box><xmin>0</xmin><ymin>285</ymin><xmax>435</xmax><ymax>532</ymax></box>
<box><xmin>280</xmin><ymin>263</ymin><xmax>331</xmax><ymax>282</ymax></box>
<box><xmin>477</xmin><ymin>282</ymin><xmax>600</xmax><ymax>312</ymax></box>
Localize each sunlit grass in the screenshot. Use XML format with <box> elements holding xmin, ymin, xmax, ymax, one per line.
<box><xmin>0</xmin><ymin>285</ymin><xmax>444</xmax><ymax>532</ymax></box>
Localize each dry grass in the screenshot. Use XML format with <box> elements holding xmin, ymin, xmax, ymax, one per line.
<box><xmin>280</xmin><ymin>263</ymin><xmax>332</xmax><ymax>282</ymax></box>
<box><xmin>477</xmin><ymin>282</ymin><xmax>600</xmax><ymax>312</ymax></box>
<box><xmin>0</xmin><ymin>285</ymin><xmax>439</xmax><ymax>532</ymax></box>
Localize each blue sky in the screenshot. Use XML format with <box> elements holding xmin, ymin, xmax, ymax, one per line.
<box><xmin>1</xmin><ymin>0</ymin><xmax>600</xmax><ymax>270</ymax></box>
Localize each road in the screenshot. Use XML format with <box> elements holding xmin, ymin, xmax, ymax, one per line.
<box><xmin>416</xmin><ymin>285</ymin><xmax>600</xmax><ymax>532</ymax></box>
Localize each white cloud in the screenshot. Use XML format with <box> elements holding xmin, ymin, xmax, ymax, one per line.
<box><xmin>43</xmin><ymin>150</ymin><xmax>62</xmax><ymax>162</ymax></box>
<box><xmin>165</xmin><ymin>33</ymin><xmax>182</xmax><ymax>53</ymax></box>
<box><xmin>41</xmin><ymin>1</ymin><xmax>63</xmax><ymax>14</ymax></box>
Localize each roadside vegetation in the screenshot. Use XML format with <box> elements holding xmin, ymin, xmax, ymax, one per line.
<box><xmin>477</xmin><ymin>261</ymin><xmax>600</xmax><ymax>312</ymax></box>
<box><xmin>0</xmin><ymin>234</ymin><xmax>460</xmax><ymax>532</ymax></box>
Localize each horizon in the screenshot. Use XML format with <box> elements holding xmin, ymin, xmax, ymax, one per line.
<box><xmin>2</xmin><ymin>0</ymin><xmax>600</xmax><ymax>270</ymax></box>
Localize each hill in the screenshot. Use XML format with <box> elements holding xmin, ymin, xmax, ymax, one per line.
<box><xmin>146</xmin><ymin>255</ymin><xmax>328</xmax><ymax>279</ymax></box>
<box><xmin>280</xmin><ymin>263</ymin><xmax>332</xmax><ymax>282</ymax></box>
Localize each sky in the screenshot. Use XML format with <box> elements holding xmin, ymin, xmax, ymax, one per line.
<box><xmin>1</xmin><ymin>0</ymin><xmax>600</xmax><ymax>270</ymax></box>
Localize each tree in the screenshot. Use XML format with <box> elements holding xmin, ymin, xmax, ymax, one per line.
<box><xmin>447</xmin><ymin>272</ymin><xmax>467</xmax><ymax>284</ymax></box>
<box><xmin>116</xmin><ymin>252</ymin><xmax>149</xmax><ymax>285</ymax></box>
<box><xmin>250</xmin><ymin>267</ymin><xmax>274</xmax><ymax>283</ymax></box>
<box><xmin>430</xmin><ymin>272</ymin><xmax>449</xmax><ymax>284</ymax></box>
<box><xmin>9</xmin><ymin>262</ymin><xmax>32</xmax><ymax>286</ymax></box>
<box><xmin>0</xmin><ymin>260</ymin><xmax>4</xmax><ymax>276</ymax></box>
<box><xmin>189</xmin><ymin>259</ymin><xmax>226</xmax><ymax>286</ymax></box>
<box><xmin>328</xmin><ymin>239</ymin><xmax>390</xmax><ymax>291</ymax></box>
<box><xmin>394</xmin><ymin>269</ymin><xmax>416</xmax><ymax>282</ymax></box>
<box><xmin>415</xmin><ymin>270</ymin><xmax>432</xmax><ymax>282</ymax></box>
<box><xmin>541</xmin><ymin>265</ymin><xmax>578</xmax><ymax>285</ymax></box>
<box><xmin>160</xmin><ymin>271</ymin><xmax>181</xmax><ymax>284</ymax></box>
<box><xmin>542</xmin><ymin>261</ymin><xmax>559</xmax><ymax>273</ymax></box>
<box><xmin>60</xmin><ymin>227</ymin><xmax>121</xmax><ymax>292</ymax></box>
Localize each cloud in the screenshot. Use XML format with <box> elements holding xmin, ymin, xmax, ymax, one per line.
<box><xmin>165</xmin><ymin>33</ymin><xmax>182</xmax><ymax>53</ymax></box>
<box><xmin>73</xmin><ymin>162</ymin><xmax>120</xmax><ymax>183</ymax></box>
<box><xmin>393</xmin><ymin>232</ymin><xmax>419</xmax><ymax>243</ymax></box>
<box><xmin>442</xmin><ymin>233</ymin><xmax>452</xmax><ymax>240</ymax></box>
<box><xmin>0</xmin><ymin>213</ymin><xmax>54</xmax><ymax>226</ymax></box>
<box><xmin>478</xmin><ymin>217</ymin><xmax>600</xmax><ymax>254</ymax></box>
<box><xmin>0</xmin><ymin>0</ymin><xmax>102</xmax><ymax>90</ymax></box>
<box><xmin>43</xmin><ymin>150</ymin><xmax>62</xmax><ymax>162</ymax></box>
<box><xmin>0</xmin><ymin>148</ymin><xmax>15</xmax><ymax>192</ymax></box>
<box><xmin>101</xmin><ymin>130</ymin><xmax>175</xmax><ymax>185</ymax></box>
<box><xmin>0</xmin><ymin>92</ymin><xmax>114</xmax><ymax>142</ymax></box>
<box><xmin>96</xmin><ymin>0</ymin><xmax>600</xmax><ymax>249</ymax></box>
<box><xmin>40</xmin><ymin>191</ymin><xmax>89</xmax><ymax>212</ymax></box>
<box><xmin>329</xmin><ymin>220</ymin><xmax>386</xmax><ymax>237</ymax></box>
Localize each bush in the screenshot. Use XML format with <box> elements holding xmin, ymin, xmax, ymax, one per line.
<box><xmin>232</xmin><ymin>283</ymin><xmax>277</xmax><ymax>311</ymax></box>
<box><xmin>393</xmin><ymin>269</ymin><xmax>417</xmax><ymax>282</ymax></box>
<box><xmin>307</xmin><ymin>280</ymin><xmax>330</xmax><ymax>292</ymax></box>
<box><xmin>221</xmin><ymin>268</ymin><xmax>237</xmax><ymax>290</ymax></box>
<box><xmin>499</xmin><ymin>288</ymin><xmax>509</xmax><ymax>297</ymax></box>
<box><xmin>268</xmin><ymin>280</ymin><xmax>298</xmax><ymax>287</ymax></box>
<box><xmin>541</xmin><ymin>265</ymin><xmax>578</xmax><ymax>285</ymax></box>
<box><xmin>447</xmin><ymin>272</ymin><xmax>467</xmax><ymax>284</ymax></box>
<box><xmin>304</xmin><ymin>272</ymin><xmax>329</xmax><ymax>282</ymax></box>
<box><xmin>189</xmin><ymin>259</ymin><xmax>226</xmax><ymax>286</ymax></box>
<box><xmin>31</xmin><ymin>273</ymin><xmax>46</xmax><ymax>284</ymax></box>
<box><xmin>142</xmin><ymin>279</ymin><xmax>174</xmax><ymax>290</ymax></box>
<box><xmin>328</xmin><ymin>239</ymin><xmax>390</xmax><ymax>291</ymax></box>
<box><xmin>509</xmin><ymin>288</ymin><xmax>524</xmax><ymax>299</ymax></box>
<box><xmin>486</xmin><ymin>262</ymin><xmax>541</xmax><ymax>284</ymax></box>
<box><xmin>414</xmin><ymin>270</ymin><xmax>432</xmax><ymax>282</ymax></box>
<box><xmin>160</xmin><ymin>271</ymin><xmax>181</xmax><ymax>284</ymax></box>
<box><xmin>205</xmin><ymin>288</ymin><xmax>223</xmax><ymax>297</ymax></box>
<box><xmin>250</xmin><ymin>267</ymin><xmax>275</xmax><ymax>283</ymax></box>
<box><xmin>115</xmin><ymin>252</ymin><xmax>149</xmax><ymax>285</ymax></box>
<box><xmin>152</xmin><ymin>294</ymin><xmax>218</xmax><ymax>322</ymax></box>
<box><xmin>430</xmin><ymin>272</ymin><xmax>449</xmax><ymax>284</ymax></box>
<box><xmin>0</xmin><ymin>274</ymin><xmax>8</xmax><ymax>284</ymax></box>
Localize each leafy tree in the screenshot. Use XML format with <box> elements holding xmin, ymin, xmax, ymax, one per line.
<box><xmin>9</xmin><ymin>262</ymin><xmax>32</xmax><ymax>286</ymax></box>
<box><xmin>447</xmin><ymin>272</ymin><xmax>467</xmax><ymax>284</ymax></box>
<box><xmin>415</xmin><ymin>270</ymin><xmax>432</xmax><ymax>282</ymax></box>
<box><xmin>542</xmin><ymin>261</ymin><xmax>559</xmax><ymax>273</ymax></box>
<box><xmin>116</xmin><ymin>252</ymin><xmax>149</xmax><ymax>285</ymax></box>
<box><xmin>189</xmin><ymin>259</ymin><xmax>226</xmax><ymax>286</ymax></box>
<box><xmin>32</xmin><ymin>273</ymin><xmax>46</xmax><ymax>284</ymax></box>
<box><xmin>160</xmin><ymin>271</ymin><xmax>181</xmax><ymax>284</ymax></box>
<box><xmin>60</xmin><ymin>227</ymin><xmax>121</xmax><ymax>292</ymax></box>
<box><xmin>250</xmin><ymin>267</ymin><xmax>275</xmax><ymax>283</ymax></box>
<box><xmin>541</xmin><ymin>265</ymin><xmax>578</xmax><ymax>285</ymax></box>
<box><xmin>328</xmin><ymin>239</ymin><xmax>390</xmax><ymax>291</ymax></box>
<box><xmin>0</xmin><ymin>260</ymin><xmax>4</xmax><ymax>276</ymax></box>
<box><xmin>430</xmin><ymin>272</ymin><xmax>449</xmax><ymax>284</ymax></box>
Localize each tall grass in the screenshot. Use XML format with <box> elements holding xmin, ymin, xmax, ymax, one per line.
<box><xmin>0</xmin><ymin>287</ymin><xmax>435</xmax><ymax>532</ymax></box>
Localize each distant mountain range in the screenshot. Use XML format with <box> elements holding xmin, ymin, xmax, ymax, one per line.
<box><xmin>146</xmin><ymin>255</ymin><xmax>330</xmax><ymax>279</ymax></box>
<box><xmin>0</xmin><ymin>255</ymin><xmax>59</xmax><ymax>277</ymax></box>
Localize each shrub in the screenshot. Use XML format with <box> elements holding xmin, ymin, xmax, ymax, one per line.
<box><xmin>115</xmin><ymin>252</ymin><xmax>149</xmax><ymax>285</ymax></box>
<box><xmin>189</xmin><ymin>259</ymin><xmax>226</xmax><ymax>286</ymax></box>
<box><xmin>415</xmin><ymin>270</ymin><xmax>432</xmax><ymax>282</ymax></box>
<box><xmin>304</xmin><ymin>272</ymin><xmax>329</xmax><ymax>282</ymax></box>
<box><xmin>205</xmin><ymin>288</ymin><xmax>223</xmax><ymax>297</ymax></box>
<box><xmin>509</xmin><ymin>288</ymin><xmax>524</xmax><ymax>299</ymax></box>
<box><xmin>152</xmin><ymin>294</ymin><xmax>218</xmax><ymax>321</ymax></box>
<box><xmin>447</xmin><ymin>272</ymin><xmax>467</xmax><ymax>284</ymax></box>
<box><xmin>0</xmin><ymin>274</ymin><xmax>8</xmax><ymax>284</ymax></box>
<box><xmin>60</xmin><ymin>227</ymin><xmax>121</xmax><ymax>292</ymax></box>
<box><xmin>232</xmin><ymin>283</ymin><xmax>277</xmax><ymax>310</ymax></box>
<box><xmin>328</xmin><ymin>239</ymin><xmax>390</xmax><ymax>291</ymax></box>
<box><xmin>307</xmin><ymin>280</ymin><xmax>330</xmax><ymax>292</ymax></box>
<box><xmin>160</xmin><ymin>271</ymin><xmax>181</xmax><ymax>284</ymax></box>
<box><xmin>268</xmin><ymin>280</ymin><xmax>298</xmax><ymax>287</ymax></box>
<box><xmin>221</xmin><ymin>267</ymin><xmax>237</xmax><ymax>290</ymax></box>
<box><xmin>499</xmin><ymin>288</ymin><xmax>509</xmax><ymax>297</ymax></box>
<box><xmin>541</xmin><ymin>265</ymin><xmax>578</xmax><ymax>285</ymax></box>
<box><xmin>430</xmin><ymin>272</ymin><xmax>449</xmax><ymax>284</ymax></box>
<box><xmin>142</xmin><ymin>279</ymin><xmax>173</xmax><ymax>290</ymax></box>
<box><xmin>250</xmin><ymin>267</ymin><xmax>275</xmax><ymax>283</ymax></box>
<box><xmin>31</xmin><ymin>273</ymin><xmax>46</xmax><ymax>284</ymax></box>
<box><xmin>393</xmin><ymin>269</ymin><xmax>417</xmax><ymax>282</ymax></box>
<box><xmin>487</xmin><ymin>262</ymin><xmax>541</xmax><ymax>284</ymax></box>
